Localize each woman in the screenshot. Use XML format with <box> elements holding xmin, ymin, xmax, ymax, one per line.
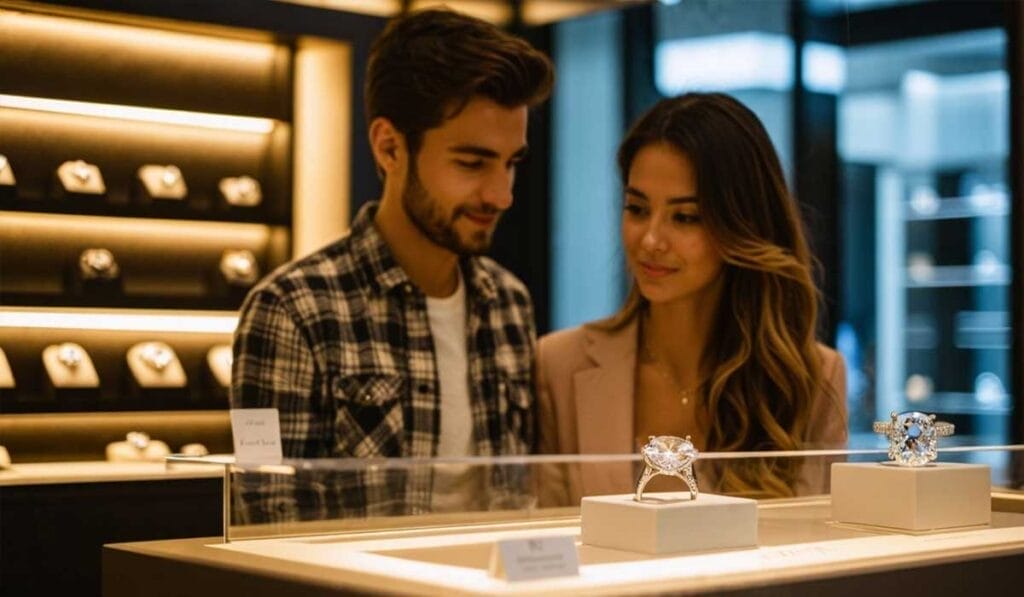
<box><xmin>536</xmin><ymin>93</ymin><xmax>847</xmax><ymax>500</ymax></box>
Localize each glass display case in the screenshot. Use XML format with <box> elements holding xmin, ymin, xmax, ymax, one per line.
<box><xmin>121</xmin><ymin>446</ymin><xmax>1024</xmax><ymax>595</ymax></box>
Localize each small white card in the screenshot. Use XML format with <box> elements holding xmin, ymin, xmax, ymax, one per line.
<box><xmin>488</xmin><ymin>536</ymin><xmax>579</xmax><ymax>582</ymax></box>
<box><xmin>229</xmin><ymin>408</ymin><xmax>283</xmax><ymax>464</ymax></box>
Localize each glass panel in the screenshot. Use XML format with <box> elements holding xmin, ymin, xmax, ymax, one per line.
<box><xmin>169</xmin><ymin>446</ymin><xmax>1024</xmax><ymax>543</ymax></box>
<box><xmin>835</xmin><ymin>28</ymin><xmax>1010</xmax><ymax>457</ymax></box>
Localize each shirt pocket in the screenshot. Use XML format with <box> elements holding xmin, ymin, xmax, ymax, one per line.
<box><xmin>330</xmin><ymin>372</ymin><xmax>405</xmax><ymax>458</ymax></box>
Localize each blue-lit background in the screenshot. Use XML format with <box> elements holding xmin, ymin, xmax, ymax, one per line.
<box><xmin>548</xmin><ymin>0</ymin><xmax>1011</xmax><ymax>458</ymax></box>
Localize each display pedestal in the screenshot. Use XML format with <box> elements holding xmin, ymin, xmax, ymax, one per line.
<box><xmin>831</xmin><ymin>462</ymin><xmax>990</xmax><ymax>531</ymax></box>
<box><xmin>580</xmin><ymin>492</ymin><xmax>758</xmax><ymax>554</ymax></box>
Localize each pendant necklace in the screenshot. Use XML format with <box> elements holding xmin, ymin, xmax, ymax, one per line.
<box><xmin>641</xmin><ymin>322</ymin><xmax>702</xmax><ymax>406</ymax></box>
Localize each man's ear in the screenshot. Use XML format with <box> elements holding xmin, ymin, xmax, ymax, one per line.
<box><xmin>369</xmin><ymin>117</ymin><xmax>405</xmax><ymax>177</ymax></box>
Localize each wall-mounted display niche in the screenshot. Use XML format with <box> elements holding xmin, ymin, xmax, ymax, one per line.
<box><xmin>0</xmin><ymin>7</ymin><xmax>301</xmax><ymax>462</ymax></box>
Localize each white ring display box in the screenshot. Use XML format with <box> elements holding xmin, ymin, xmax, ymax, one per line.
<box><xmin>830</xmin><ymin>462</ymin><xmax>991</xmax><ymax>532</ymax></box>
<box><xmin>581</xmin><ymin>492</ymin><xmax>759</xmax><ymax>554</ymax></box>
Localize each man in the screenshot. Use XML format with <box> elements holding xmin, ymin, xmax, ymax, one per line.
<box><xmin>231</xmin><ymin>8</ymin><xmax>554</xmax><ymax>521</ymax></box>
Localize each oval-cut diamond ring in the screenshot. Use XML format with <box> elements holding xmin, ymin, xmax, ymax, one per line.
<box><xmin>873</xmin><ymin>410</ymin><xmax>954</xmax><ymax>467</ymax></box>
<box><xmin>635</xmin><ymin>435</ymin><xmax>699</xmax><ymax>502</ymax></box>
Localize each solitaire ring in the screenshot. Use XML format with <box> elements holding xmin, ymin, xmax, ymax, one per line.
<box><xmin>79</xmin><ymin>248</ymin><xmax>119</xmax><ymax>280</ymax></box>
<box><xmin>220</xmin><ymin>250</ymin><xmax>259</xmax><ymax>285</ymax></box>
<box><xmin>138</xmin><ymin>342</ymin><xmax>174</xmax><ymax>372</ymax></box>
<box><xmin>56</xmin><ymin>343</ymin><xmax>83</xmax><ymax>369</ymax></box>
<box><xmin>873</xmin><ymin>410</ymin><xmax>954</xmax><ymax>467</ymax></box>
<box><xmin>126</xmin><ymin>431</ymin><xmax>151</xmax><ymax>451</ymax></box>
<box><xmin>635</xmin><ymin>435</ymin><xmax>699</xmax><ymax>502</ymax></box>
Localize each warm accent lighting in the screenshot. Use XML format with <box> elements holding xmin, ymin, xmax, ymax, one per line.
<box><xmin>0</xmin><ymin>94</ymin><xmax>275</xmax><ymax>134</ymax></box>
<box><xmin>0</xmin><ymin>308</ymin><xmax>238</xmax><ymax>334</ymax></box>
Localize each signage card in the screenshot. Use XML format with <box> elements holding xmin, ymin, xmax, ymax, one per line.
<box><xmin>229</xmin><ymin>408</ymin><xmax>283</xmax><ymax>464</ymax></box>
<box><xmin>489</xmin><ymin>535</ymin><xmax>579</xmax><ymax>582</ymax></box>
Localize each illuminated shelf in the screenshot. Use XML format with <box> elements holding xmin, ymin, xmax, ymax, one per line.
<box><xmin>903</xmin><ymin>192</ymin><xmax>1008</xmax><ymax>221</ymax></box>
<box><xmin>904</xmin><ymin>265</ymin><xmax>1010</xmax><ymax>288</ymax></box>
<box><xmin>0</xmin><ymin>198</ymin><xmax>289</xmax><ymax>226</ymax></box>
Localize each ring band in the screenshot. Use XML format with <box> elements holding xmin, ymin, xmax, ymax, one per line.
<box><xmin>634</xmin><ymin>435</ymin><xmax>699</xmax><ymax>502</ymax></box>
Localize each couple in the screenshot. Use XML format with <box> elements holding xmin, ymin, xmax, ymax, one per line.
<box><xmin>231</xmin><ymin>8</ymin><xmax>846</xmax><ymax>521</ymax></box>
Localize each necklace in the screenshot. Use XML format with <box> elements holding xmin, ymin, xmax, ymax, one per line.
<box><xmin>641</xmin><ymin>324</ymin><xmax>702</xmax><ymax>407</ymax></box>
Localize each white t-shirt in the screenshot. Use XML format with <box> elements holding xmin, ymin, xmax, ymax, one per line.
<box><xmin>426</xmin><ymin>272</ymin><xmax>481</xmax><ymax>511</ymax></box>
<box><xmin>425</xmin><ymin>271</ymin><xmax>474</xmax><ymax>458</ymax></box>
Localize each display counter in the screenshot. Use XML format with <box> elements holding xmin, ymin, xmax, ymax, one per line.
<box><xmin>0</xmin><ymin>460</ymin><xmax>224</xmax><ymax>597</ymax></box>
<box><xmin>102</xmin><ymin>448</ymin><xmax>1024</xmax><ymax>595</ymax></box>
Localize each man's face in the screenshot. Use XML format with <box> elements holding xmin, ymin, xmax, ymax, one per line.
<box><xmin>402</xmin><ymin>97</ymin><xmax>528</xmax><ymax>255</ymax></box>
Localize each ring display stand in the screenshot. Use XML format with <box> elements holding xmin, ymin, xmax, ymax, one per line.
<box><xmin>831</xmin><ymin>462</ymin><xmax>991</xmax><ymax>531</ymax></box>
<box><xmin>581</xmin><ymin>492</ymin><xmax>758</xmax><ymax>554</ymax></box>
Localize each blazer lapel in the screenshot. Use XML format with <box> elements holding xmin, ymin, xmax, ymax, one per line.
<box><xmin>573</xmin><ymin>319</ymin><xmax>638</xmax><ymax>455</ymax></box>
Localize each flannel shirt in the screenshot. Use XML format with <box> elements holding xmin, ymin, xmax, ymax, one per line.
<box><xmin>230</xmin><ymin>202</ymin><xmax>537</xmax><ymax>522</ymax></box>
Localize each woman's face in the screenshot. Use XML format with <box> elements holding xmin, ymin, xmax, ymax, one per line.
<box><xmin>622</xmin><ymin>143</ymin><xmax>725</xmax><ymax>306</ymax></box>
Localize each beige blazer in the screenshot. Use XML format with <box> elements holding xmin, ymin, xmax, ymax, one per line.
<box><xmin>535</xmin><ymin>316</ymin><xmax>848</xmax><ymax>501</ymax></box>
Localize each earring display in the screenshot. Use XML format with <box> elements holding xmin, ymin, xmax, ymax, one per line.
<box><xmin>127</xmin><ymin>341</ymin><xmax>187</xmax><ymax>388</ymax></box>
<box><xmin>207</xmin><ymin>344</ymin><xmax>233</xmax><ymax>388</ymax></box>
<box><xmin>78</xmin><ymin>248</ymin><xmax>120</xmax><ymax>281</ymax></box>
<box><xmin>220</xmin><ymin>249</ymin><xmax>260</xmax><ymax>286</ymax></box>
<box><xmin>0</xmin><ymin>347</ymin><xmax>15</xmax><ymax>389</ymax></box>
<box><xmin>56</xmin><ymin>159</ymin><xmax>106</xmax><ymax>196</ymax></box>
<box><xmin>219</xmin><ymin>175</ymin><xmax>262</xmax><ymax>207</ymax></box>
<box><xmin>42</xmin><ymin>342</ymin><xmax>100</xmax><ymax>388</ymax></box>
<box><xmin>138</xmin><ymin>164</ymin><xmax>188</xmax><ymax>200</ymax></box>
<box><xmin>0</xmin><ymin>154</ymin><xmax>15</xmax><ymax>186</ymax></box>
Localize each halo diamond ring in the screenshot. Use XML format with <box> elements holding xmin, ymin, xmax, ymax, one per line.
<box><xmin>635</xmin><ymin>435</ymin><xmax>699</xmax><ymax>502</ymax></box>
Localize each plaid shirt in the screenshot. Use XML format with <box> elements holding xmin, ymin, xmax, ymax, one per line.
<box><xmin>231</xmin><ymin>202</ymin><xmax>536</xmax><ymax>522</ymax></box>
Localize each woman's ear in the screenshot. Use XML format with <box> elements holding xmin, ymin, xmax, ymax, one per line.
<box><xmin>368</xmin><ymin>117</ymin><xmax>405</xmax><ymax>177</ymax></box>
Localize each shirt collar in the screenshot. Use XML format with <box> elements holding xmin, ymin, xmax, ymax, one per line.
<box><xmin>348</xmin><ymin>201</ymin><xmax>499</xmax><ymax>304</ymax></box>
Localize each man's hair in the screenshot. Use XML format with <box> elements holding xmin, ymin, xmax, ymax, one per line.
<box><xmin>365</xmin><ymin>8</ymin><xmax>554</xmax><ymax>157</ymax></box>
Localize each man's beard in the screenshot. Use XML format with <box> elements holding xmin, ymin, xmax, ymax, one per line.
<box><xmin>401</xmin><ymin>162</ymin><xmax>498</xmax><ymax>256</ymax></box>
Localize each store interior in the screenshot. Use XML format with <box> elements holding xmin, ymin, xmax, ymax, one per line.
<box><xmin>1</xmin><ymin>0</ymin><xmax>1023</xmax><ymax>595</ymax></box>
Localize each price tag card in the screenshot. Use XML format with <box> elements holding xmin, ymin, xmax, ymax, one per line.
<box><xmin>229</xmin><ymin>408</ymin><xmax>283</xmax><ymax>464</ymax></box>
<box><xmin>488</xmin><ymin>535</ymin><xmax>579</xmax><ymax>582</ymax></box>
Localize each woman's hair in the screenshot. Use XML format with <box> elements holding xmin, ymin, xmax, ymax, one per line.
<box><xmin>602</xmin><ymin>92</ymin><xmax>826</xmax><ymax>497</ymax></box>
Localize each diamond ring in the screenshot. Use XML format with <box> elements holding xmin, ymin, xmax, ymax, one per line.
<box><xmin>56</xmin><ymin>343</ymin><xmax>83</xmax><ymax>369</ymax></box>
<box><xmin>220</xmin><ymin>249</ymin><xmax>259</xmax><ymax>285</ymax></box>
<box><xmin>635</xmin><ymin>435</ymin><xmax>699</xmax><ymax>502</ymax></box>
<box><xmin>160</xmin><ymin>165</ymin><xmax>181</xmax><ymax>188</ymax></box>
<box><xmin>873</xmin><ymin>410</ymin><xmax>954</xmax><ymax>467</ymax></box>
<box><xmin>138</xmin><ymin>342</ymin><xmax>174</xmax><ymax>372</ymax></box>
<box><xmin>79</xmin><ymin>248</ymin><xmax>120</xmax><ymax>280</ymax></box>
<box><xmin>126</xmin><ymin>431</ymin><xmax>151</xmax><ymax>451</ymax></box>
<box><xmin>219</xmin><ymin>175</ymin><xmax>262</xmax><ymax>207</ymax></box>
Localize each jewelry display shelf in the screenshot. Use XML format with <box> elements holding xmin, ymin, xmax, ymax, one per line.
<box><xmin>0</xmin><ymin>4</ymin><xmax>297</xmax><ymax>463</ymax></box>
<box><xmin>102</xmin><ymin>493</ymin><xmax>1024</xmax><ymax>596</ymax></box>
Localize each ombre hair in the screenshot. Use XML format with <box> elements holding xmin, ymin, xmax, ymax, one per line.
<box><xmin>599</xmin><ymin>93</ymin><xmax>827</xmax><ymax>497</ymax></box>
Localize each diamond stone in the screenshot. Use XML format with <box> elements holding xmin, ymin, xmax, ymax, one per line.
<box><xmin>71</xmin><ymin>160</ymin><xmax>92</xmax><ymax>183</ymax></box>
<box><xmin>160</xmin><ymin>165</ymin><xmax>181</xmax><ymax>188</ymax></box>
<box><xmin>56</xmin><ymin>343</ymin><xmax>82</xmax><ymax>369</ymax></box>
<box><xmin>642</xmin><ymin>435</ymin><xmax>697</xmax><ymax>473</ymax></box>
<box><xmin>890</xmin><ymin>411</ymin><xmax>938</xmax><ymax>466</ymax></box>
<box><xmin>140</xmin><ymin>344</ymin><xmax>173</xmax><ymax>372</ymax></box>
